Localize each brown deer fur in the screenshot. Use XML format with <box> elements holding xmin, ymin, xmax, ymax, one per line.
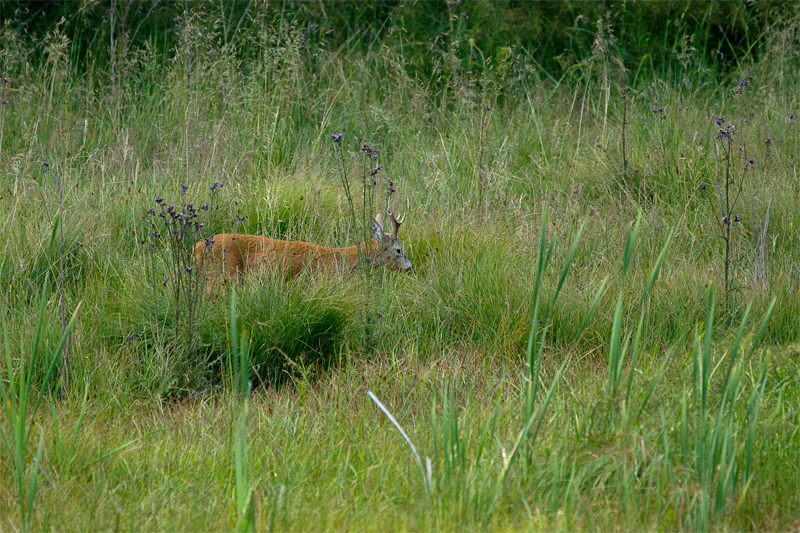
<box><xmin>194</xmin><ymin>212</ymin><xmax>411</xmax><ymax>282</ymax></box>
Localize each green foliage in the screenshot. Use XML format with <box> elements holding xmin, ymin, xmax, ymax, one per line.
<box><xmin>1</xmin><ymin>3</ymin><xmax>800</xmax><ymax>530</ymax></box>
<box><xmin>229</xmin><ymin>279</ymin><xmax>353</xmax><ymax>386</ymax></box>
<box><xmin>230</xmin><ymin>289</ymin><xmax>256</xmax><ymax>533</ymax></box>
<box><xmin>0</xmin><ymin>275</ymin><xmax>79</xmax><ymax>531</ymax></box>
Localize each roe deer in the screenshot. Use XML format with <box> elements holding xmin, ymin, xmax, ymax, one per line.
<box><xmin>193</xmin><ymin>211</ymin><xmax>412</xmax><ymax>282</ymax></box>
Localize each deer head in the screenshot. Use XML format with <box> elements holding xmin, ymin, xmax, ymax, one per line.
<box><xmin>372</xmin><ymin>209</ymin><xmax>412</xmax><ymax>271</ymax></box>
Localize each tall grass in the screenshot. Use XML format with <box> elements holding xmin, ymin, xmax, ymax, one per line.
<box><xmin>0</xmin><ymin>3</ymin><xmax>799</xmax><ymax>530</ymax></box>
<box><xmin>0</xmin><ymin>275</ymin><xmax>79</xmax><ymax>531</ymax></box>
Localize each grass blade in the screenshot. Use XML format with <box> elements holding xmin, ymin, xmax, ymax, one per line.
<box><xmin>487</xmin><ymin>358</ymin><xmax>567</xmax><ymax>519</ymax></box>
<box><xmin>368</xmin><ymin>390</ymin><xmax>429</xmax><ymax>494</ymax></box>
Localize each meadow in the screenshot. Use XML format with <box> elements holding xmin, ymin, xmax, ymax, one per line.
<box><xmin>1</xmin><ymin>2</ymin><xmax>800</xmax><ymax>530</ymax></box>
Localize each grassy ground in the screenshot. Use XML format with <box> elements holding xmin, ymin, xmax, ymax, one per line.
<box><xmin>2</xmin><ymin>6</ymin><xmax>800</xmax><ymax>531</ymax></box>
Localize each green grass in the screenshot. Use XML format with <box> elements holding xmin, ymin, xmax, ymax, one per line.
<box><xmin>2</xmin><ymin>5</ymin><xmax>800</xmax><ymax>531</ymax></box>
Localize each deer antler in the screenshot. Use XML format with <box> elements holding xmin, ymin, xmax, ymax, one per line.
<box><xmin>387</xmin><ymin>207</ymin><xmax>402</xmax><ymax>238</ymax></box>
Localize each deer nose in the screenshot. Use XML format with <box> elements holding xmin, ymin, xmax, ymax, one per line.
<box><xmin>403</xmin><ymin>257</ymin><xmax>412</xmax><ymax>270</ymax></box>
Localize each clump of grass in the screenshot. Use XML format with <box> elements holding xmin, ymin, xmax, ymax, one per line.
<box><xmin>227</xmin><ymin>278</ymin><xmax>353</xmax><ymax>387</ymax></box>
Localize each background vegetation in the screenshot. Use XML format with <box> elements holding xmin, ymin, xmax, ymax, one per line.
<box><xmin>1</xmin><ymin>0</ymin><xmax>799</xmax><ymax>530</ymax></box>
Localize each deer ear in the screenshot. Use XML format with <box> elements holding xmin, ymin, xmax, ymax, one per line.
<box><xmin>372</xmin><ymin>214</ymin><xmax>384</xmax><ymax>241</ymax></box>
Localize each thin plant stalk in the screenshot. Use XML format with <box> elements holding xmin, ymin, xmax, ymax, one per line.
<box><xmin>231</xmin><ymin>288</ymin><xmax>255</xmax><ymax>532</ymax></box>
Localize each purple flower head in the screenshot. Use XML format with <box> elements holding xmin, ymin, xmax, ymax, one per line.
<box><xmin>181</xmin><ymin>183</ymin><xmax>187</xmax><ymax>194</ymax></box>
<box><xmin>748</xmin><ymin>158</ymin><xmax>754</xmax><ymax>165</ymax></box>
<box><xmin>485</xmin><ymin>104</ymin><xmax>491</xmax><ymax>111</ymax></box>
<box><xmin>766</xmin><ymin>137</ymin><xmax>771</xmax><ymax>144</ymax></box>
<box><xmin>40</xmin><ymin>160</ymin><xmax>49</xmax><ymax>169</ymax></box>
<box><xmin>390</xmin><ymin>188</ymin><xmax>396</xmax><ymax>193</ymax></box>
<box><xmin>722</xmin><ymin>215</ymin><xmax>729</xmax><ymax>223</ymax></box>
<box><xmin>1</xmin><ymin>101</ymin><xmax>8</xmax><ymax>105</ymax></box>
<box><xmin>361</xmin><ymin>143</ymin><xmax>379</xmax><ymax>158</ymax></box>
<box><xmin>734</xmin><ymin>215</ymin><xmax>740</xmax><ymax>223</ymax></box>
<box><xmin>183</xmin><ymin>266</ymin><xmax>194</xmax><ymax>273</ymax></box>
<box><xmin>209</xmin><ymin>181</ymin><xmax>223</xmax><ymax>192</ymax></box>
<box><xmin>162</xmin><ymin>278</ymin><xmax>169</xmax><ymax>287</ymax></box>
<box><xmin>715</xmin><ymin>116</ymin><xmax>725</xmax><ymax>126</ymax></box>
<box><xmin>744</xmin><ymin>118</ymin><xmax>751</xmax><ymax>125</ymax></box>
<box><xmin>205</xmin><ymin>237</ymin><xmax>215</xmax><ymax>246</ymax></box>
<box><xmin>147</xmin><ymin>207</ymin><xmax>156</xmax><ymax>216</ymax></box>
<box><xmin>788</xmin><ymin>112</ymin><xmax>794</xmax><ymax>122</ymax></box>
<box><xmin>370</xmin><ymin>164</ymin><xmax>384</xmax><ymax>176</ymax></box>
<box><xmin>168</xmin><ymin>203</ymin><xmax>176</xmax><ymax>211</ymax></box>
<box><xmin>156</xmin><ymin>195</ymin><xmax>164</xmax><ymax>204</ymax></box>
<box><xmin>698</xmin><ymin>182</ymin><xmax>707</xmax><ymax>190</ymax></box>
<box><xmin>329</xmin><ymin>133</ymin><xmax>344</xmax><ymax>143</ymax></box>
<box><xmin>202</xmin><ymin>202</ymin><xmax>210</xmax><ymax>210</ymax></box>
<box><xmin>462</xmin><ymin>12</ymin><xmax>468</xmax><ymax>19</ymax></box>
